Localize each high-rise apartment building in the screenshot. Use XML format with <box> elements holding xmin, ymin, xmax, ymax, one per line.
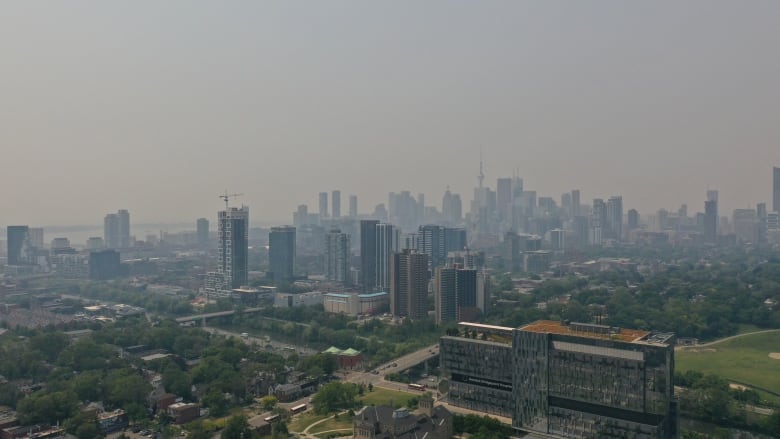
<box><xmin>28</xmin><ymin>228</ymin><xmax>44</xmax><ymax>249</ymax></box>
<box><xmin>117</xmin><ymin>209</ymin><xmax>130</xmax><ymax>248</ymax></box>
<box><xmin>104</xmin><ymin>210</ymin><xmax>131</xmax><ymax>249</ymax></box>
<box><xmin>570</xmin><ymin>190</ymin><xmax>581</xmax><ymax>217</ymax></box>
<box><xmin>440</xmin><ymin>321</ymin><xmax>678</xmax><ymax>438</ymax></box>
<box><xmin>606</xmin><ymin>195</ymin><xmax>623</xmax><ymax>241</ymax></box>
<box><xmin>435</xmin><ymin>267</ymin><xmax>457</xmax><ymax>324</ymax></box>
<box><xmin>360</xmin><ymin>220</ymin><xmax>379</xmax><ymax>292</ymax></box>
<box><xmin>269</xmin><ymin>226</ymin><xmax>296</xmax><ymax>283</ymax></box>
<box><xmin>417</xmin><ymin>225</ymin><xmax>446</xmax><ymax>269</ymax></box>
<box><xmin>293</xmin><ymin>204</ymin><xmax>309</xmax><ymax>227</ymax></box>
<box><xmin>628</xmin><ymin>209</ymin><xmax>640</xmax><ymax>230</ymax></box>
<box><xmin>390</xmin><ymin>249</ymin><xmax>429</xmax><ymax>320</ymax></box>
<box><xmin>497</xmin><ymin>177</ymin><xmax>512</xmax><ymax>219</ymax></box>
<box><xmin>7</xmin><ymin>226</ymin><xmax>31</xmax><ymax>266</ymax></box>
<box><xmin>376</xmin><ymin>223</ymin><xmax>400</xmax><ymax>292</ymax></box>
<box><xmin>206</xmin><ymin>206</ymin><xmax>249</xmax><ymax>291</ymax></box>
<box><xmin>590</xmin><ymin>199</ymin><xmax>606</xmax><ymax>245</ymax></box>
<box><xmin>773</xmin><ymin>167</ymin><xmax>780</xmax><ymax>213</ymax></box>
<box><xmin>349</xmin><ymin>195</ymin><xmax>358</xmax><ymax>218</ymax></box>
<box><xmin>733</xmin><ymin>209</ymin><xmax>758</xmax><ymax>244</ymax></box>
<box><xmin>435</xmin><ymin>266</ymin><xmax>480</xmax><ymax>324</ymax></box>
<box><xmin>319</xmin><ymin>192</ymin><xmax>329</xmax><ymax>219</ymax></box>
<box><xmin>325</xmin><ymin>228</ymin><xmax>350</xmax><ymax>284</ymax></box>
<box><xmin>196</xmin><ymin>218</ymin><xmax>209</xmax><ymax>248</ymax></box>
<box><xmin>444</xmin><ymin>228</ymin><xmax>467</xmax><ymax>254</ymax></box>
<box><xmin>104</xmin><ymin>214</ymin><xmax>119</xmax><ymax>249</ymax></box>
<box><xmin>442</xmin><ymin>189</ymin><xmax>463</xmax><ymax>225</ymax></box>
<box><xmin>332</xmin><ymin>190</ymin><xmax>341</xmax><ymax>219</ymax></box>
<box><xmin>704</xmin><ymin>200</ymin><xmax>718</xmax><ymax>244</ymax></box>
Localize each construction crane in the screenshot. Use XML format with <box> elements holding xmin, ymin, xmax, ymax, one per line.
<box><xmin>219</xmin><ymin>191</ymin><xmax>244</xmax><ymax>209</ymax></box>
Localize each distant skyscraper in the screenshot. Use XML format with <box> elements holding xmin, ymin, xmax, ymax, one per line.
<box><xmin>497</xmin><ymin>178</ymin><xmax>512</xmax><ymax>219</ymax></box>
<box><xmin>444</xmin><ymin>228</ymin><xmax>467</xmax><ymax>254</ymax></box>
<box><xmin>560</xmin><ymin>193</ymin><xmax>572</xmax><ymax>216</ymax></box>
<box><xmin>774</xmin><ymin>167</ymin><xmax>780</xmax><ymax>213</ymax></box>
<box><xmin>417</xmin><ymin>193</ymin><xmax>425</xmax><ymax>222</ymax></box>
<box><xmin>332</xmin><ymin>190</ymin><xmax>341</xmax><ymax>219</ymax></box>
<box><xmin>196</xmin><ymin>218</ymin><xmax>209</xmax><ymax>247</ymax></box>
<box><xmin>117</xmin><ymin>209</ymin><xmax>130</xmax><ymax>248</ymax></box>
<box><xmin>86</xmin><ymin>237</ymin><xmax>104</xmax><ymax>250</ymax></box>
<box><xmin>349</xmin><ymin>195</ymin><xmax>358</xmax><ymax>217</ymax></box>
<box><xmin>707</xmin><ymin>190</ymin><xmax>719</xmax><ymax>203</ymax></box>
<box><xmin>269</xmin><ymin>226</ymin><xmax>296</xmax><ymax>283</ymax></box>
<box><xmin>218</xmin><ymin>207</ymin><xmax>249</xmax><ymax>288</ymax></box>
<box><xmin>293</xmin><ymin>205</ymin><xmax>309</xmax><ymax>227</ymax></box>
<box><xmin>606</xmin><ymin>196</ymin><xmax>623</xmax><ymax>241</ymax></box>
<box><xmin>704</xmin><ymin>200</ymin><xmax>718</xmax><ymax>244</ymax></box>
<box><xmin>28</xmin><ymin>228</ymin><xmax>44</xmax><ymax>249</ymax></box>
<box><xmin>319</xmin><ymin>192</ymin><xmax>329</xmax><ymax>219</ymax></box>
<box><xmin>376</xmin><ymin>223</ymin><xmax>400</xmax><ymax>292</ymax></box>
<box><xmin>733</xmin><ymin>209</ymin><xmax>758</xmax><ymax>244</ymax></box>
<box><xmin>360</xmin><ymin>220</ymin><xmax>379</xmax><ymax>292</ymax></box>
<box><xmin>627</xmin><ymin>209</ymin><xmax>639</xmax><ymax>230</ymax></box>
<box><xmin>757</xmin><ymin>202</ymin><xmax>768</xmax><ymax>244</ymax></box>
<box><xmin>7</xmin><ymin>226</ymin><xmax>31</xmax><ymax>266</ymax></box>
<box><xmin>435</xmin><ymin>267</ymin><xmax>457</xmax><ymax>324</ymax></box>
<box><xmin>442</xmin><ymin>188</ymin><xmax>462</xmax><ymax>225</ymax></box>
<box><xmin>104</xmin><ymin>213</ymin><xmax>119</xmax><ymax>249</ymax></box>
<box><xmin>573</xmin><ymin>216</ymin><xmax>590</xmax><ymax>247</ymax></box>
<box><xmin>570</xmin><ymin>190</ymin><xmax>581</xmax><ymax>217</ymax></box>
<box><xmin>325</xmin><ymin>228</ymin><xmax>350</xmax><ymax>284</ymax></box>
<box><xmin>390</xmin><ymin>249</ymin><xmax>429</xmax><ymax>320</ymax></box>
<box><xmin>590</xmin><ymin>199</ymin><xmax>606</xmax><ymax>245</ymax></box>
<box><xmin>104</xmin><ymin>210</ymin><xmax>130</xmax><ymax>249</ymax></box>
<box><xmin>417</xmin><ymin>225</ymin><xmax>446</xmax><ymax>269</ymax></box>
<box><xmin>435</xmin><ymin>265</ymin><xmax>479</xmax><ymax>324</ymax></box>
<box><xmin>451</xmin><ymin>194</ymin><xmax>462</xmax><ymax>224</ymax></box>
<box><xmin>549</xmin><ymin>229</ymin><xmax>566</xmax><ymax>251</ymax></box>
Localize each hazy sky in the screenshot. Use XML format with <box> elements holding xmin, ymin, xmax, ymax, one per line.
<box><xmin>2</xmin><ymin>1</ymin><xmax>779</xmax><ymax>227</ymax></box>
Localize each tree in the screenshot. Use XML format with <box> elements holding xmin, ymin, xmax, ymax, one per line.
<box><xmin>162</xmin><ymin>364</ymin><xmax>193</xmax><ymax>400</ymax></box>
<box><xmin>311</xmin><ymin>382</ymin><xmax>358</xmax><ymax>414</ymax></box>
<box><xmin>201</xmin><ymin>389</ymin><xmax>229</xmax><ymax>417</ymax></box>
<box><xmin>260</xmin><ymin>395</ymin><xmax>278</xmax><ymax>410</ymax></box>
<box><xmin>64</xmin><ymin>411</ymin><xmax>100</xmax><ymax>439</ymax></box>
<box><xmin>221</xmin><ymin>414</ymin><xmax>253</xmax><ymax>439</ymax></box>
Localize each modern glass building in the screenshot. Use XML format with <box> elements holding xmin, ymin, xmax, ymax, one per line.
<box><xmin>440</xmin><ymin>321</ymin><xmax>678</xmax><ymax>439</ymax></box>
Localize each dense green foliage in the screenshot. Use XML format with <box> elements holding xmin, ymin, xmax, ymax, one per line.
<box><xmin>311</xmin><ymin>382</ymin><xmax>359</xmax><ymax>414</ymax></box>
<box><xmin>453</xmin><ymin>414</ymin><xmax>513</xmax><ymax>439</ymax></box>
<box><xmin>0</xmin><ymin>316</ymin><xmax>293</xmax><ymax>435</ymax></box>
<box><xmin>229</xmin><ymin>306</ymin><xmax>443</xmax><ymax>367</ymax></box>
<box><xmin>489</xmin><ymin>250</ymin><xmax>780</xmax><ymax>341</ymax></box>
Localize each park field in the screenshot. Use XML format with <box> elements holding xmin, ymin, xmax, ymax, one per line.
<box><xmin>676</xmin><ymin>330</ymin><xmax>780</xmax><ymax>396</ymax></box>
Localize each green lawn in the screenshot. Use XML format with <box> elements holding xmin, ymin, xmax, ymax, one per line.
<box><xmin>307</xmin><ymin>415</ymin><xmax>353</xmax><ymax>434</ymax></box>
<box><xmin>289</xmin><ymin>387</ymin><xmax>419</xmax><ymax>433</ymax></box>
<box><xmin>677</xmin><ymin>331</ymin><xmax>780</xmax><ymax>396</ymax></box>
<box><xmin>359</xmin><ymin>387</ymin><xmax>416</xmax><ymax>408</ymax></box>
<box><xmin>288</xmin><ymin>412</ymin><xmax>328</xmax><ymax>433</ymax></box>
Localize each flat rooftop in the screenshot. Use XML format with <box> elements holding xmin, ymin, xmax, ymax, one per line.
<box><xmin>520</xmin><ymin>320</ymin><xmax>649</xmax><ymax>343</ymax></box>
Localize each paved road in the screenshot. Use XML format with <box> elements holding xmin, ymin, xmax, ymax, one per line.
<box><xmin>207</xmin><ymin>327</ymin><xmax>318</xmax><ymax>355</ymax></box>
<box><xmin>342</xmin><ymin>343</ymin><xmax>439</xmax><ymax>387</ymax></box>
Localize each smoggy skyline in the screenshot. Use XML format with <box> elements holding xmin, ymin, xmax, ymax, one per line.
<box><xmin>2</xmin><ymin>1</ymin><xmax>779</xmax><ymax>226</ymax></box>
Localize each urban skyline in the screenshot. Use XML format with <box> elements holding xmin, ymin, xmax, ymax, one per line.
<box><xmin>3</xmin><ymin>2</ymin><xmax>780</xmax><ymax>226</ymax></box>
<box><xmin>3</xmin><ymin>165</ymin><xmax>779</xmax><ymax>236</ymax></box>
